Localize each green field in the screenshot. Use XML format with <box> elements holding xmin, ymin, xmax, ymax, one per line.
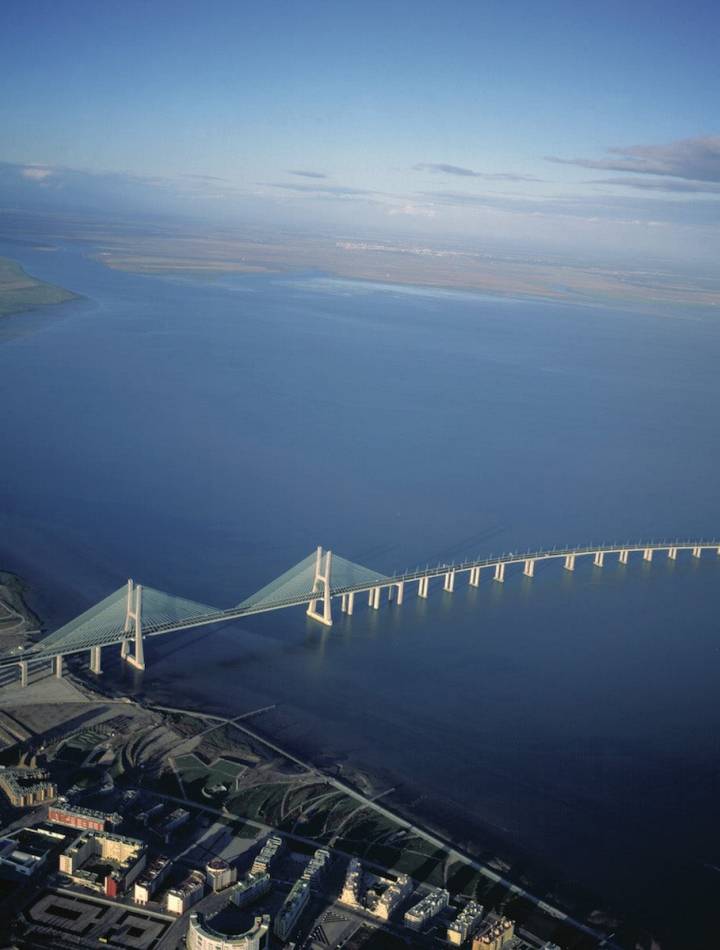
<box><xmin>0</xmin><ymin>256</ymin><xmax>79</xmax><ymax>317</ymax></box>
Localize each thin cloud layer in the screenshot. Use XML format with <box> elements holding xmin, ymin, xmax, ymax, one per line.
<box><xmin>587</xmin><ymin>176</ymin><xmax>720</xmax><ymax>194</ymax></box>
<box><xmin>262</xmin><ymin>181</ymin><xmax>376</xmax><ymax>197</ymax></box>
<box><xmin>414</xmin><ymin>162</ymin><xmax>541</xmax><ymax>182</ymax></box>
<box><xmin>548</xmin><ymin>135</ymin><xmax>720</xmax><ymax>183</ymax></box>
<box><xmin>288</xmin><ymin>169</ymin><xmax>328</xmax><ymax>179</ymax></box>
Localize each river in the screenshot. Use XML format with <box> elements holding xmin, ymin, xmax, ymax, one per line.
<box><xmin>1</xmin><ymin>241</ymin><xmax>719</xmax><ymax>947</ymax></box>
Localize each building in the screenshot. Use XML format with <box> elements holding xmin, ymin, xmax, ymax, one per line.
<box><xmin>0</xmin><ymin>766</ymin><xmax>56</xmax><ymax>807</ymax></box>
<box><xmin>187</xmin><ymin>911</ymin><xmax>270</xmax><ymax>950</ymax></box>
<box><xmin>339</xmin><ymin>858</ymin><xmax>363</xmax><ymax>908</ymax></box>
<box><xmin>133</xmin><ymin>855</ymin><xmax>172</xmax><ymax>904</ymax></box>
<box><xmin>158</xmin><ymin>807</ymin><xmax>190</xmax><ymax>842</ymax></box>
<box><xmin>47</xmin><ymin>802</ymin><xmax>121</xmax><ymax>833</ymax></box>
<box><xmin>274</xmin><ymin>878</ymin><xmax>310</xmax><ymax>942</ymax></box>
<box><xmin>230</xmin><ymin>872</ymin><xmax>271</xmax><ymax>908</ymax></box>
<box><xmin>372</xmin><ymin>873</ymin><xmax>412</xmax><ymax>921</ymax></box>
<box><xmin>301</xmin><ymin>848</ymin><xmax>330</xmax><ymax>884</ymax></box>
<box><xmin>472</xmin><ymin>916</ymin><xmax>515</xmax><ymax>949</ymax></box>
<box><xmin>404</xmin><ymin>887</ymin><xmax>449</xmax><ymax>930</ymax></box>
<box><xmin>166</xmin><ymin>869</ymin><xmax>205</xmax><ymax>914</ymax></box>
<box><xmin>58</xmin><ymin>831</ymin><xmax>146</xmax><ymax>897</ymax></box>
<box><xmin>447</xmin><ymin>901</ymin><xmax>484</xmax><ymax>945</ymax></box>
<box><xmin>250</xmin><ymin>835</ymin><xmax>282</xmax><ymax>876</ymax></box>
<box><xmin>207</xmin><ymin>857</ymin><xmax>237</xmax><ymax>892</ymax></box>
<box><xmin>0</xmin><ymin>837</ymin><xmax>46</xmax><ymax>876</ymax></box>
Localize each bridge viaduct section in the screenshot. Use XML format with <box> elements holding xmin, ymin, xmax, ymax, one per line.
<box><xmin>4</xmin><ymin>539</ymin><xmax>719</xmax><ymax>687</ymax></box>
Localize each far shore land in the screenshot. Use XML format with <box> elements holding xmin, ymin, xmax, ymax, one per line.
<box><xmin>91</xmin><ymin>231</ymin><xmax>720</xmax><ymax>315</ymax></box>
<box><xmin>0</xmin><ymin>566</ymin><xmax>630</xmax><ymax>949</ymax></box>
<box><xmin>0</xmin><ymin>255</ymin><xmax>80</xmax><ymax>318</ymax></box>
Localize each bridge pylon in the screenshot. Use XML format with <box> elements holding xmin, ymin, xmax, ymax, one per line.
<box><xmin>121</xmin><ymin>579</ymin><xmax>145</xmax><ymax>670</ymax></box>
<box><xmin>306</xmin><ymin>547</ymin><xmax>333</xmax><ymax>627</ymax></box>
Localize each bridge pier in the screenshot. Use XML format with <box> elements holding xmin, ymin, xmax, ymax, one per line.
<box><xmin>54</xmin><ymin>655</ymin><xmax>63</xmax><ymax>678</ymax></box>
<box><xmin>619</xmin><ymin>550</ymin><xmax>629</xmax><ymax>564</ymax></box>
<box><xmin>306</xmin><ymin>547</ymin><xmax>333</xmax><ymax>627</ymax></box>
<box><xmin>468</xmin><ymin>566</ymin><xmax>480</xmax><ymax>587</ymax></box>
<box><xmin>523</xmin><ymin>559</ymin><xmax>534</xmax><ymax>577</ymax></box>
<box><xmin>370</xmin><ymin>586</ymin><xmax>381</xmax><ymax>610</ymax></box>
<box><xmin>493</xmin><ymin>562</ymin><xmax>504</xmax><ymax>583</ymax></box>
<box><xmin>395</xmin><ymin>582</ymin><xmax>404</xmax><ymax>605</ymax></box>
<box><xmin>122</xmin><ymin>579</ymin><xmax>146</xmax><ymax>669</ymax></box>
<box><xmin>564</xmin><ymin>554</ymin><xmax>575</xmax><ymax>571</ymax></box>
<box><xmin>668</xmin><ymin>547</ymin><xmax>677</xmax><ymax>559</ymax></box>
<box><xmin>418</xmin><ymin>577</ymin><xmax>429</xmax><ymax>598</ymax></box>
<box><xmin>346</xmin><ymin>591</ymin><xmax>354</xmax><ymax>615</ymax></box>
<box><xmin>643</xmin><ymin>548</ymin><xmax>653</xmax><ymax>562</ymax></box>
<box><xmin>594</xmin><ymin>551</ymin><xmax>604</xmax><ymax>567</ymax></box>
<box><xmin>692</xmin><ymin>546</ymin><xmax>701</xmax><ymax>558</ymax></box>
<box><xmin>19</xmin><ymin>660</ymin><xmax>28</xmax><ymax>688</ymax></box>
<box><xmin>340</xmin><ymin>593</ymin><xmax>347</xmax><ymax>612</ymax></box>
<box><xmin>443</xmin><ymin>571</ymin><xmax>455</xmax><ymax>592</ymax></box>
<box><xmin>89</xmin><ymin>646</ymin><xmax>103</xmax><ymax>675</ymax></box>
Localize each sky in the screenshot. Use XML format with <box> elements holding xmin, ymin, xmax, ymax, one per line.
<box><xmin>1</xmin><ymin>0</ymin><xmax>719</xmax><ymax>265</ymax></box>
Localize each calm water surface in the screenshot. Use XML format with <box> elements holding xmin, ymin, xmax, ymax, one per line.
<box><xmin>1</xmin><ymin>243</ymin><xmax>719</xmax><ymax>946</ymax></box>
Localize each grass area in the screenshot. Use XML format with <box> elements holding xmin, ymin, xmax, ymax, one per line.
<box><xmin>0</xmin><ymin>256</ymin><xmax>79</xmax><ymax>317</ymax></box>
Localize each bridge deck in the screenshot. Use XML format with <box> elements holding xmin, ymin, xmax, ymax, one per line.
<box><xmin>4</xmin><ymin>539</ymin><xmax>718</xmax><ymax>668</ymax></box>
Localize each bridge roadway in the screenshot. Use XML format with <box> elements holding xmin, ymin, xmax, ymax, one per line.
<box><xmin>2</xmin><ymin>538</ymin><xmax>719</xmax><ymax>682</ymax></box>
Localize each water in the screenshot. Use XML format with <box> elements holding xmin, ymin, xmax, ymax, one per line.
<box><xmin>1</xmin><ymin>242</ymin><xmax>719</xmax><ymax>947</ymax></box>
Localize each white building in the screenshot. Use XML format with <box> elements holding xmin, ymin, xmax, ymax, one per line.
<box><xmin>206</xmin><ymin>857</ymin><xmax>237</xmax><ymax>892</ymax></box>
<box><xmin>372</xmin><ymin>873</ymin><xmax>412</xmax><ymax>921</ymax></box>
<box><xmin>404</xmin><ymin>887</ymin><xmax>449</xmax><ymax>930</ymax></box>
<box><xmin>166</xmin><ymin>870</ymin><xmax>205</xmax><ymax>914</ymax></box>
<box><xmin>186</xmin><ymin>912</ymin><xmax>270</xmax><ymax>950</ymax></box>
<box><xmin>250</xmin><ymin>835</ymin><xmax>282</xmax><ymax>876</ymax></box>
<box><xmin>447</xmin><ymin>900</ymin><xmax>484</xmax><ymax>945</ymax></box>
<box><xmin>274</xmin><ymin>878</ymin><xmax>309</xmax><ymax>942</ymax></box>
<box><xmin>339</xmin><ymin>857</ymin><xmax>363</xmax><ymax>908</ymax></box>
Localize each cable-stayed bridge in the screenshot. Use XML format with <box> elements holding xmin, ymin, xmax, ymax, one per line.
<box><xmin>3</xmin><ymin>538</ymin><xmax>718</xmax><ymax>686</ymax></box>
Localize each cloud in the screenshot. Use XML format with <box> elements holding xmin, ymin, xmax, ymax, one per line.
<box><xmin>20</xmin><ymin>165</ymin><xmax>55</xmax><ymax>182</ymax></box>
<box><xmin>261</xmin><ymin>181</ymin><xmax>376</xmax><ymax>197</ymax></box>
<box><xmin>181</xmin><ymin>173</ymin><xmax>230</xmax><ymax>183</ymax></box>
<box><xmin>586</xmin><ymin>176</ymin><xmax>720</xmax><ymax>194</ymax></box>
<box><xmin>547</xmin><ymin>135</ymin><xmax>720</xmax><ymax>183</ymax></box>
<box><xmin>387</xmin><ymin>203</ymin><xmax>436</xmax><ymax>218</ymax></box>
<box><xmin>288</xmin><ymin>169</ymin><xmax>328</xmax><ymax>179</ymax></box>
<box><xmin>414</xmin><ymin>162</ymin><xmax>542</xmax><ymax>182</ymax></box>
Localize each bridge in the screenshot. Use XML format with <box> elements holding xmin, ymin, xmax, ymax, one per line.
<box><xmin>3</xmin><ymin>538</ymin><xmax>718</xmax><ymax>687</ymax></box>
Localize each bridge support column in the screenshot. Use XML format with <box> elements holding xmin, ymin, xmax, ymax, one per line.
<box><xmin>668</xmin><ymin>547</ymin><xmax>677</xmax><ymax>559</ymax></box>
<box><xmin>54</xmin><ymin>655</ymin><xmax>63</xmax><ymax>678</ymax></box>
<box><xmin>443</xmin><ymin>571</ymin><xmax>455</xmax><ymax>592</ymax></box>
<box><xmin>370</xmin><ymin>586</ymin><xmax>381</xmax><ymax>610</ymax></box>
<box><xmin>523</xmin><ymin>559</ymin><xmax>534</xmax><ymax>577</ymax></box>
<box><xmin>122</xmin><ymin>579</ymin><xmax>146</xmax><ymax>669</ymax></box>
<box><xmin>395</xmin><ymin>582</ymin><xmax>404</xmax><ymax>605</ymax></box>
<box><xmin>643</xmin><ymin>548</ymin><xmax>653</xmax><ymax>562</ymax></box>
<box><xmin>692</xmin><ymin>546</ymin><xmax>701</xmax><ymax>558</ymax></box>
<box><xmin>493</xmin><ymin>562</ymin><xmax>504</xmax><ymax>583</ymax></box>
<box><xmin>468</xmin><ymin>567</ymin><xmax>480</xmax><ymax>587</ymax></box>
<box><xmin>619</xmin><ymin>550</ymin><xmax>629</xmax><ymax>565</ymax></box>
<box><xmin>340</xmin><ymin>593</ymin><xmax>347</xmax><ymax>613</ymax></box>
<box><xmin>306</xmin><ymin>547</ymin><xmax>333</xmax><ymax>627</ymax></box>
<box><xmin>594</xmin><ymin>551</ymin><xmax>604</xmax><ymax>567</ymax></box>
<box><xmin>418</xmin><ymin>577</ymin><xmax>429</xmax><ymax>598</ymax></box>
<box><xmin>19</xmin><ymin>661</ymin><xmax>28</xmax><ymax>688</ymax></box>
<box><xmin>346</xmin><ymin>591</ymin><xmax>354</xmax><ymax>615</ymax></box>
<box><xmin>564</xmin><ymin>554</ymin><xmax>575</xmax><ymax>571</ymax></box>
<box><xmin>89</xmin><ymin>646</ymin><xmax>103</xmax><ymax>675</ymax></box>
